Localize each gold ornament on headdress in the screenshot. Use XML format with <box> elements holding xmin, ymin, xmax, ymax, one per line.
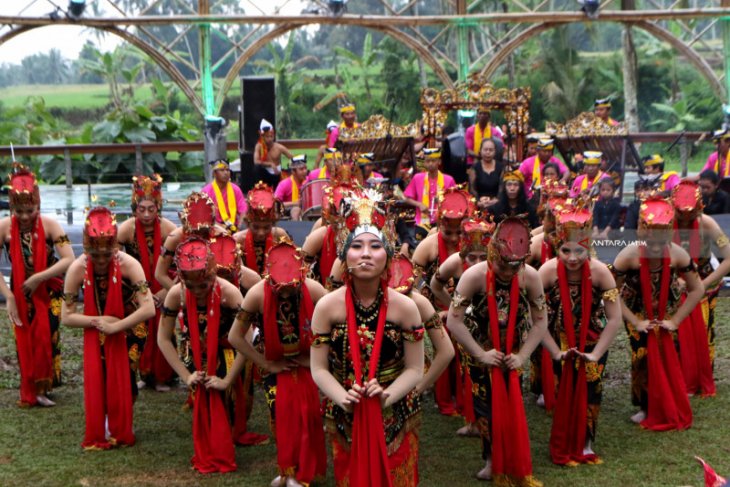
<box><xmin>8</xmin><ymin>164</ymin><xmax>41</xmax><ymax>208</ymax></box>
<box><xmin>132</xmin><ymin>174</ymin><xmax>163</xmax><ymax>210</ymax></box>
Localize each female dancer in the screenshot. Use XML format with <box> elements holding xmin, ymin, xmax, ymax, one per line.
<box><xmin>0</xmin><ymin>166</ymin><xmax>74</xmax><ymax>407</ymax></box>
<box><xmin>311</xmin><ymin>192</ymin><xmax>424</xmax><ymax>486</ymax></box>
<box><xmin>539</xmin><ymin>203</ymin><xmax>621</xmax><ymax>465</ymax></box>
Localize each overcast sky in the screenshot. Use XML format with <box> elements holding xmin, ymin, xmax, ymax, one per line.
<box><xmin>0</xmin><ymin>1</ymin><xmax>308</xmax><ymax>65</ymax></box>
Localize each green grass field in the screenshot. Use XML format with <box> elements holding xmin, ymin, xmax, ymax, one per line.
<box><xmin>1</xmin><ymin>299</ymin><xmax>729</xmax><ymax>486</ymax></box>
<box><xmin>0</xmin><ymin>84</ymin><xmax>158</xmax><ymax>109</ymax></box>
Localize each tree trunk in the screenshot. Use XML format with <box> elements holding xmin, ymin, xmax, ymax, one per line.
<box><xmin>622</xmin><ymin>0</ymin><xmax>640</xmax><ymax>132</ymax></box>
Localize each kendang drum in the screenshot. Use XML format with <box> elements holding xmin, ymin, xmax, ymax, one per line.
<box><xmin>301</xmin><ymin>179</ymin><xmax>329</xmax><ymax>220</ymax></box>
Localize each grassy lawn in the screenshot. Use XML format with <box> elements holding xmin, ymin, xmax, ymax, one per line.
<box><xmin>1</xmin><ymin>299</ymin><xmax>729</xmax><ymax>486</ymax></box>
<box><xmin>0</xmin><ymin>84</ymin><xmax>157</xmax><ymax>110</ymax></box>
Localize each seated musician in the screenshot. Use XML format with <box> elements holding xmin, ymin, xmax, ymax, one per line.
<box><xmin>356</xmin><ymin>152</ymin><xmax>384</xmax><ymax>187</ymax></box>
<box><xmin>254</xmin><ymin>119</ymin><xmax>293</xmax><ymax>188</ymax></box>
<box><xmin>274</xmin><ymin>154</ymin><xmax>308</xmax><ymax>221</ymax></box>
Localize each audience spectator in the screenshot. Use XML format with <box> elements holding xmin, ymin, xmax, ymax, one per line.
<box><xmin>698</xmin><ymin>169</ymin><xmax>730</xmax><ymax>215</ymax></box>
<box><xmin>592</xmin><ymin>179</ymin><xmax>622</xmax><ymax>239</ymax></box>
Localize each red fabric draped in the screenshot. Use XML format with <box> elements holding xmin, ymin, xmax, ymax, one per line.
<box><xmin>10</xmin><ymin>216</ymin><xmax>53</xmax><ymax>406</ymax></box>
<box><xmin>82</xmin><ymin>257</ymin><xmax>135</xmax><ymax>449</ymax></box>
<box><xmin>346</xmin><ymin>282</ymin><xmax>393</xmax><ymax>487</ymax></box>
<box><xmin>673</xmin><ymin>219</ymin><xmax>715</xmax><ymax>396</ymax></box>
<box><xmin>539</xmin><ymin>239</ymin><xmax>556</xmax><ymax>412</ymax></box>
<box><xmin>187</xmin><ymin>283</ymin><xmax>237</xmax><ymax>473</ymax></box>
<box><xmin>677</xmin><ymin>295</ymin><xmax>715</xmax><ymax>396</ymax></box>
<box><xmin>437</xmin><ymin>232</ymin><xmax>459</xmax><ymax>265</ymax></box>
<box><xmin>244</xmin><ymin>231</ymin><xmax>272</xmax><ymax>274</ymax></box>
<box><xmin>275</xmin><ymin>368</ymin><xmax>327</xmax><ymax>483</ymax></box>
<box><xmin>639</xmin><ymin>246</ymin><xmax>692</xmax><ymax>431</ymax></box>
<box><xmin>263</xmin><ymin>282</ymin><xmax>314</xmax><ymax>361</ymax></box>
<box><xmin>136</xmin><ymin>219</ymin><xmax>173</xmax><ymax>384</ymax></box>
<box><xmin>319</xmin><ymin>226</ymin><xmax>337</xmax><ymax>285</ymax></box>
<box><xmin>486</xmin><ymin>269</ymin><xmax>534</xmax><ymax>480</ymax></box>
<box><xmin>549</xmin><ymin>261</ymin><xmax>596</xmax><ymax>465</ymax></box>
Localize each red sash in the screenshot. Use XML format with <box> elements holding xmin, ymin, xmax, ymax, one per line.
<box><xmin>263</xmin><ymin>282</ymin><xmax>314</xmax><ymax>361</ymax></box>
<box><xmin>346</xmin><ymin>282</ymin><xmax>393</xmax><ymax>487</ymax></box>
<box><xmin>486</xmin><ymin>269</ymin><xmax>534</xmax><ymax>480</ymax></box>
<box><xmin>82</xmin><ymin>257</ymin><xmax>135</xmax><ymax>449</ymax></box>
<box><xmin>540</xmin><ymin>240</ymin><xmax>556</xmax><ymax>412</ymax></box>
<box><xmin>244</xmin><ymin>231</ymin><xmax>272</xmax><ymax>274</ymax></box>
<box><xmin>187</xmin><ymin>283</ymin><xmax>237</xmax><ymax>473</ymax></box>
<box><xmin>550</xmin><ymin>261</ymin><xmax>596</xmax><ymax>464</ymax></box>
<box><xmin>10</xmin><ymin>216</ymin><xmax>53</xmax><ymax>406</ymax></box>
<box><xmin>639</xmin><ymin>246</ymin><xmax>692</xmax><ymax>431</ymax></box>
<box><xmin>673</xmin><ymin>220</ymin><xmax>715</xmax><ymax>396</ymax></box>
<box><xmin>319</xmin><ymin>226</ymin><xmax>337</xmax><ymax>285</ymax></box>
<box><xmin>135</xmin><ymin>219</ymin><xmax>173</xmax><ymax>384</ymax></box>
<box><xmin>437</xmin><ymin>232</ymin><xmax>459</xmax><ymax>266</ymax></box>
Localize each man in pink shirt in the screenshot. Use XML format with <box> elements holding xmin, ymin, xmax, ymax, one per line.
<box><xmin>642</xmin><ymin>154</ymin><xmax>680</xmax><ymax>194</ymax></box>
<box><xmin>699</xmin><ymin>128</ymin><xmax>730</xmax><ymax>180</ymax></box>
<box><xmin>403</xmin><ymin>148</ymin><xmax>456</xmax><ymax>226</ymax></box>
<box><xmin>307</xmin><ymin>148</ymin><xmax>338</xmax><ymax>182</ymax></box>
<box><xmin>518</xmin><ymin>138</ymin><xmax>569</xmax><ymax>199</ymax></box>
<box><xmin>356</xmin><ymin>152</ymin><xmax>384</xmax><ymax>187</ymax></box>
<box><xmin>594</xmin><ymin>98</ymin><xmax>620</xmax><ymax>126</ymax></box>
<box><xmin>465</xmin><ymin>108</ymin><xmax>504</xmax><ymax>166</ymax></box>
<box><xmin>570</xmin><ymin>151</ymin><xmax>606</xmax><ymax>197</ymax></box>
<box><xmin>327</xmin><ymin>103</ymin><xmax>360</xmax><ymax>149</ymax></box>
<box><xmin>201</xmin><ymin>159</ymin><xmax>247</xmax><ymax>233</ymax></box>
<box><xmin>274</xmin><ymin>154</ymin><xmax>308</xmax><ymax>220</ymax></box>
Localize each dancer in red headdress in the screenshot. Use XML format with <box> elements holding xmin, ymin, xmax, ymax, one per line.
<box><xmin>234</xmin><ymin>181</ymin><xmax>288</xmax><ymax>276</ymax></box>
<box><xmin>430</xmin><ymin>218</ymin><xmax>494</xmax><ymax>436</ymax></box>
<box><xmin>229</xmin><ymin>238</ymin><xmax>328</xmax><ymax>487</ymax></box>
<box><xmin>446</xmin><ymin>216</ymin><xmax>546</xmax><ymax>485</ymax></box>
<box><xmin>412</xmin><ymin>186</ymin><xmax>475</xmax><ymax>417</ymax></box>
<box><xmin>157</xmin><ymin>237</ymin><xmax>247</xmax><ymax>473</ymax></box>
<box><xmin>671</xmin><ymin>181</ymin><xmax>730</xmax><ymax>397</ymax></box>
<box><xmin>538</xmin><ymin>201</ymin><xmax>622</xmax><ymax>466</ymax></box>
<box><xmin>311</xmin><ymin>191</ymin><xmax>424</xmax><ymax>487</ymax></box>
<box><xmin>118</xmin><ymin>174</ymin><xmax>177</xmax><ymax>391</ymax></box>
<box><xmin>613</xmin><ymin>195</ymin><xmax>703</xmax><ymax>430</ymax></box>
<box><xmin>62</xmin><ymin>207</ymin><xmax>155</xmax><ymax>449</ymax></box>
<box><xmin>0</xmin><ymin>165</ymin><xmax>75</xmax><ymax>407</ymax></box>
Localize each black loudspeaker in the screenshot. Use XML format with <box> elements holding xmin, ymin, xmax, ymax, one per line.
<box><xmin>240</xmin><ymin>76</ymin><xmax>275</xmax><ymax>152</ymax></box>
<box><xmin>240</xmin><ymin>76</ymin><xmax>275</xmax><ymax>192</ymax></box>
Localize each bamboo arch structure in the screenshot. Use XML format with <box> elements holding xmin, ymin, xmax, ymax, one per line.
<box><xmin>479</xmin><ymin>21</ymin><xmax>725</xmax><ymax>99</ymax></box>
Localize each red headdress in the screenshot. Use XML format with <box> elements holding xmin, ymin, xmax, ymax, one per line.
<box><xmin>488</xmin><ymin>216</ymin><xmax>532</xmax><ymax>267</ymax></box>
<box><xmin>264</xmin><ymin>237</ymin><xmax>306</xmax><ymax>292</ymax></box>
<box><xmin>387</xmin><ymin>254</ymin><xmax>417</xmax><ymax>294</ymax></box>
<box><xmin>180</xmin><ymin>192</ymin><xmax>215</xmax><ymax>233</ymax></box>
<box><xmin>83</xmin><ymin>207</ymin><xmax>118</xmax><ymax>252</ymax></box>
<box><xmin>132</xmin><ymin>174</ymin><xmax>163</xmax><ymax>210</ymax></box>
<box><xmin>437</xmin><ymin>185</ymin><xmax>475</xmax><ymax>227</ymax></box>
<box><xmin>537</xmin><ymin>179</ymin><xmax>569</xmax><ymax>219</ymax></box>
<box><xmin>322</xmin><ymin>182</ymin><xmax>361</xmax><ymax>224</ymax></box>
<box><xmin>209</xmin><ymin>235</ymin><xmax>241</xmax><ymax>283</ymax></box>
<box><xmin>459</xmin><ymin>218</ymin><xmax>496</xmax><ymax>258</ymax></box>
<box><xmin>8</xmin><ymin>165</ymin><xmax>40</xmax><ymax>208</ymax></box>
<box><xmin>639</xmin><ymin>195</ymin><xmax>675</xmax><ymax>230</ymax></box>
<box><xmin>672</xmin><ymin>180</ymin><xmax>703</xmax><ymax>216</ymax></box>
<box><xmin>175</xmin><ymin>236</ymin><xmax>215</xmax><ymax>281</ymax></box>
<box><xmin>554</xmin><ymin>200</ymin><xmax>593</xmax><ymax>248</ymax></box>
<box><xmin>246</xmin><ymin>181</ymin><xmax>281</xmax><ymax>222</ymax></box>
<box><xmin>338</xmin><ymin>189</ymin><xmax>393</xmax><ymax>260</ymax></box>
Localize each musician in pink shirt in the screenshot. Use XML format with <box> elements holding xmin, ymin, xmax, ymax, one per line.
<box><xmin>517</xmin><ymin>138</ymin><xmax>569</xmax><ymax>199</ymax></box>
<box><xmin>274</xmin><ymin>155</ymin><xmax>308</xmax><ymax>220</ymax></box>
<box><xmin>403</xmin><ymin>149</ymin><xmax>456</xmax><ymax>226</ymax></box>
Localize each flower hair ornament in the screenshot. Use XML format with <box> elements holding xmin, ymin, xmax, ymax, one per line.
<box><xmin>83</xmin><ymin>207</ymin><xmax>118</xmax><ymax>252</ymax></box>
<box><xmin>180</xmin><ymin>192</ymin><xmax>215</xmax><ymax>233</ymax></box>
<box><xmin>131</xmin><ymin>174</ymin><xmax>163</xmax><ymax>210</ymax></box>
<box><xmin>8</xmin><ymin>164</ymin><xmax>41</xmax><ymax>208</ymax></box>
<box><xmin>246</xmin><ymin>181</ymin><xmax>282</xmax><ymax>223</ymax></box>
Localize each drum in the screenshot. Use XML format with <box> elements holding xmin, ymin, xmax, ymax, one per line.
<box><xmin>301</xmin><ymin>179</ymin><xmax>329</xmax><ymax>220</ymax></box>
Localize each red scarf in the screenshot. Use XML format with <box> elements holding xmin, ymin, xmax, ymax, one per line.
<box><xmin>136</xmin><ymin>219</ymin><xmax>173</xmax><ymax>384</ymax></box>
<box><xmin>540</xmin><ymin>239</ymin><xmax>556</xmax><ymax>412</ymax></box>
<box><xmin>264</xmin><ymin>282</ymin><xmax>326</xmax><ymax>483</ymax></box>
<box><xmin>244</xmin><ymin>230</ymin><xmax>272</xmax><ymax>274</ymax></box>
<box><xmin>437</xmin><ymin>231</ymin><xmax>459</xmax><ymax>265</ymax></box>
<box><xmin>346</xmin><ymin>282</ymin><xmax>393</xmax><ymax>487</ymax></box>
<box><xmin>486</xmin><ymin>268</ymin><xmax>534</xmax><ymax>481</ymax></box>
<box><xmin>638</xmin><ymin>246</ymin><xmax>692</xmax><ymax>431</ymax></box>
<box><xmin>672</xmin><ymin>219</ymin><xmax>715</xmax><ymax>396</ymax></box>
<box><xmin>550</xmin><ymin>260</ymin><xmax>595</xmax><ymax>465</ymax></box>
<box><xmin>10</xmin><ymin>216</ymin><xmax>53</xmax><ymax>406</ymax></box>
<box><xmin>187</xmin><ymin>283</ymin><xmax>237</xmax><ymax>473</ymax></box>
<box><xmin>82</xmin><ymin>256</ymin><xmax>135</xmax><ymax>449</ymax></box>
<box><xmin>319</xmin><ymin>226</ymin><xmax>337</xmax><ymax>285</ymax></box>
